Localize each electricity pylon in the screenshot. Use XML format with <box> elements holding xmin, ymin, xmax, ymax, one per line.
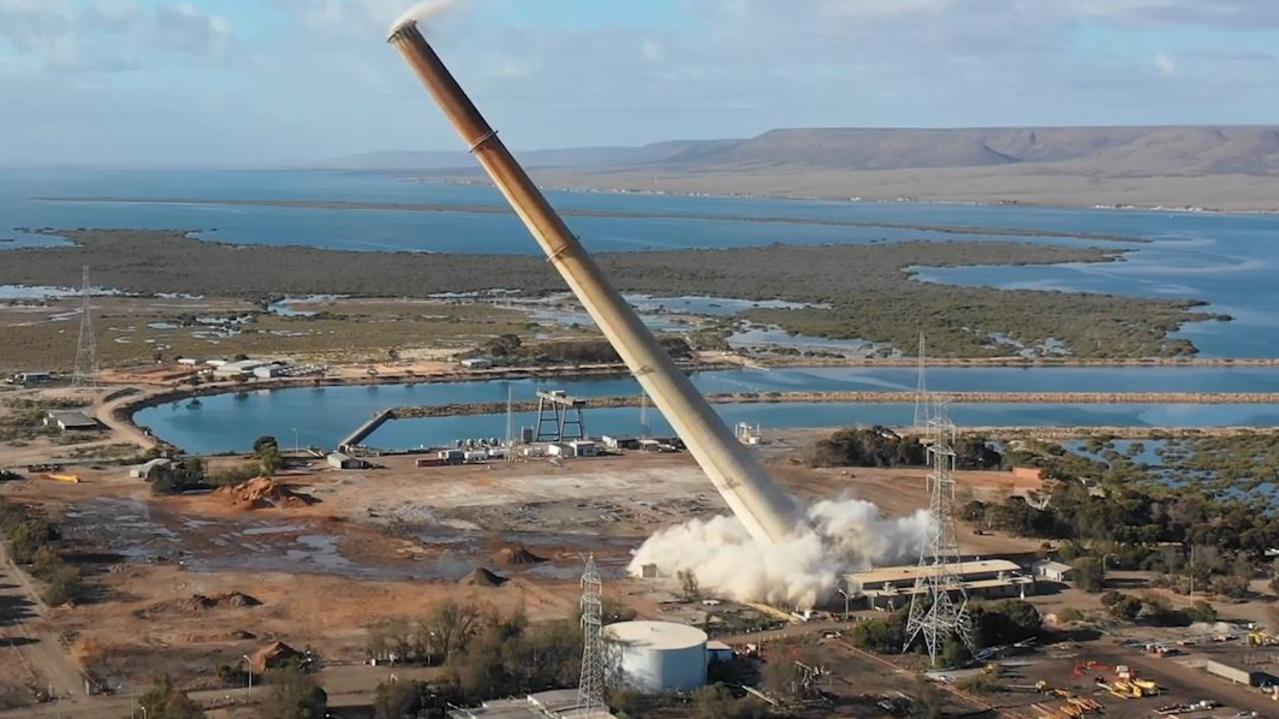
<box><xmin>903</xmin><ymin>399</ymin><xmax>977</xmax><ymax>665</ymax></box>
<box><xmin>73</xmin><ymin>265</ymin><xmax>97</xmax><ymax>388</ymax></box>
<box><xmin>913</xmin><ymin>332</ymin><xmax>927</xmax><ymax>428</ymax></box>
<box><xmin>576</xmin><ymin>554</ymin><xmax>606</xmax><ymax>715</ymax></box>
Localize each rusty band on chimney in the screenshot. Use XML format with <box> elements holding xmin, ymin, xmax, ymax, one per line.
<box><xmin>468</xmin><ymin>130</ymin><xmax>498</xmax><ymax>153</ymax></box>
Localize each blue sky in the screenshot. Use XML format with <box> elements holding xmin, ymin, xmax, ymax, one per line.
<box><xmin>1</xmin><ymin>0</ymin><xmax>1277</xmax><ymax>166</ymax></box>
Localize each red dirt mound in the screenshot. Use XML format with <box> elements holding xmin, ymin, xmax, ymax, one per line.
<box><xmin>458</xmin><ymin>567</ymin><xmax>509</xmax><ymax>587</ymax></box>
<box><xmin>135</xmin><ymin>591</ymin><xmax>261</xmax><ymax>618</ymax></box>
<box><xmin>491</xmin><ymin>545</ymin><xmax>547</xmax><ymax>566</ymax></box>
<box><xmin>251</xmin><ymin>641</ymin><xmax>302</xmax><ymax>673</ymax></box>
<box><xmin>214</xmin><ymin>477</ymin><xmax>318</xmax><ymax>510</ymax></box>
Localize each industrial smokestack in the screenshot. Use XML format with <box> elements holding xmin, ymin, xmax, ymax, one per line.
<box><xmin>387</xmin><ymin>20</ymin><xmax>798</xmax><ymax>544</ymax></box>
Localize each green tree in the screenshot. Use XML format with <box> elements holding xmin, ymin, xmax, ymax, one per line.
<box><xmin>261</xmin><ymin>666</ymin><xmax>327</xmax><ymax>719</ymax></box>
<box><xmin>1071</xmin><ymin>556</ymin><xmax>1106</xmax><ymax>593</ymax></box>
<box><xmin>136</xmin><ymin>675</ymin><xmax>206</xmax><ymax>719</ymax></box>
<box><xmin>43</xmin><ymin>564</ymin><xmax>85</xmax><ymax>606</ymax></box>
<box><xmin>259</xmin><ymin>445</ymin><xmax>282</xmax><ymax>475</ymax></box>
<box><xmin>253</xmin><ymin>435</ymin><xmax>279</xmax><ymax>456</ymax></box>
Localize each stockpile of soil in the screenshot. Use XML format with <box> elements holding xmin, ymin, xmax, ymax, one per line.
<box><xmin>251</xmin><ymin>641</ymin><xmax>302</xmax><ymax>673</ymax></box>
<box><xmin>214</xmin><ymin>477</ymin><xmax>318</xmax><ymax>510</ymax></box>
<box><xmin>135</xmin><ymin>591</ymin><xmax>261</xmax><ymax>618</ymax></box>
<box><xmin>458</xmin><ymin>567</ymin><xmax>508</xmax><ymax>587</ymax></box>
<box><xmin>491</xmin><ymin>544</ymin><xmax>547</xmax><ymax>566</ymax></box>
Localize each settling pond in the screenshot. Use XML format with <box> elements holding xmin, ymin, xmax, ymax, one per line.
<box><xmin>132</xmin><ymin>366</ymin><xmax>1279</xmax><ymax>453</ymax></box>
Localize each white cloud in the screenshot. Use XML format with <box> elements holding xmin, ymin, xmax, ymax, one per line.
<box><xmin>155</xmin><ymin>3</ymin><xmax>232</xmax><ymax>57</ymax></box>
<box><xmin>1155</xmin><ymin>51</ymin><xmax>1177</xmax><ymax>75</ymax></box>
<box><xmin>0</xmin><ymin>0</ymin><xmax>232</xmax><ymax>72</ymax></box>
<box><xmin>640</xmin><ymin>38</ymin><xmax>664</xmax><ymax>63</ymax></box>
<box><xmin>817</xmin><ymin>0</ymin><xmax>956</xmax><ymax>18</ymax></box>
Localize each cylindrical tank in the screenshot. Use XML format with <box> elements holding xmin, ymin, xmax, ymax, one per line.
<box><xmin>604</xmin><ymin>621</ymin><xmax>707</xmax><ymax>693</ymax></box>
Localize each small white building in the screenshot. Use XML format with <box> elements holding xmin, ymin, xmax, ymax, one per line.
<box><xmin>327</xmin><ymin>452</ymin><xmax>364</xmax><ymax>470</ymax></box>
<box><xmin>567</xmin><ymin>440</ymin><xmax>597</xmax><ymax>458</ymax></box>
<box><xmin>12</xmin><ymin>371</ymin><xmax>53</xmax><ymax>384</ymax></box>
<box><xmin>706</xmin><ymin>640</ymin><xmax>734</xmax><ymax>665</ymax></box>
<box><xmin>637</xmin><ymin>439</ymin><xmax>662</xmax><ymax>452</ymax></box>
<box><xmin>176</xmin><ymin>357</ymin><xmax>200</xmax><ymax>366</ymax></box>
<box><xmin>459</xmin><ymin>357</ymin><xmax>492</xmax><ymax>369</ymax></box>
<box><xmin>129</xmin><ymin>457</ymin><xmax>173</xmax><ymax>480</ymax></box>
<box><xmin>1033</xmin><ymin>559</ymin><xmax>1074</xmax><ymax>583</ymax></box>
<box><xmin>45</xmin><ymin>410</ymin><xmax>98</xmax><ymax>432</ymax></box>
<box><xmin>253</xmin><ymin>364</ymin><xmax>289</xmax><ymax>379</ymax></box>
<box><xmin>212</xmin><ymin>359</ymin><xmax>265</xmax><ymax>380</ymax></box>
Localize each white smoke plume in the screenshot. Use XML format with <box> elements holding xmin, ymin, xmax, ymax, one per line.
<box><xmin>389</xmin><ymin>0</ymin><xmax>461</xmax><ymax>37</ymax></box>
<box><xmin>628</xmin><ymin>495</ymin><xmax>930</xmax><ymax>609</ymax></box>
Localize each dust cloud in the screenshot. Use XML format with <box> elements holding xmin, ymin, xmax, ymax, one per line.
<box><xmin>389</xmin><ymin>0</ymin><xmax>461</xmax><ymax>36</ymax></box>
<box><xmin>628</xmin><ymin>496</ymin><xmax>930</xmax><ymax>608</ymax></box>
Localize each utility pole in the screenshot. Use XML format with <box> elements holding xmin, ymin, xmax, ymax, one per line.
<box><xmin>73</xmin><ymin>265</ymin><xmax>97</xmax><ymax>388</ymax></box>
<box><xmin>837</xmin><ymin>588</ymin><xmax>852</xmax><ymax>621</ymax></box>
<box><xmin>1189</xmin><ymin>545</ymin><xmax>1196</xmax><ymax>598</ymax></box>
<box><xmin>913</xmin><ymin>332</ymin><xmax>928</xmax><ymax>429</ymax></box>
<box><xmin>639</xmin><ymin>392</ymin><xmax>650</xmax><ymax>439</ymax></box>
<box><xmin>505</xmin><ymin>384</ymin><xmax>514</xmax><ymax>462</ymax></box>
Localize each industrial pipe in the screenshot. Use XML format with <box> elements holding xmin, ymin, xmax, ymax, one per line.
<box><xmin>387</xmin><ymin>20</ymin><xmax>798</xmax><ymax>544</ymax></box>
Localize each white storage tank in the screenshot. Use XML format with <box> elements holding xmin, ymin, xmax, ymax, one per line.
<box><xmin>604</xmin><ymin>620</ymin><xmax>707</xmax><ymax>693</ymax></box>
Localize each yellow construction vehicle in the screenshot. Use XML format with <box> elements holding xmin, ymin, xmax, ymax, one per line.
<box><xmin>1133</xmin><ymin>678</ymin><xmax>1160</xmax><ymax>695</ymax></box>
<box><xmin>1108</xmin><ymin>681</ymin><xmax>1143</xmax><ymax>699</ymax></box>
<box><xmin>43</xmin><ymin>473</ymin><xmax>80</xmax><ymax>484</ymax></box>
<box><xmin>1248</xmin><ymin>630</ymin><xmax>1278</xmax><ymax>646</ymax></box>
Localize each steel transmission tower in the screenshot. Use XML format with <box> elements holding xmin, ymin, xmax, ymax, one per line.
<box><xmin>903</xmin><ymin>399</ymin><xmax>977</xmax><ymax>665</ymax></box>
<box><xmin>913</xmin><ymin>332</ymin><xmax>928</xmax><ymax>428</ymax></box>
<box><xmin>73</xmin><ymin>265</ymin><xmax>97</xmax><ymax>388</ymax></box>
<box><xmin>576</xmin><ymin>554</ymin><xmax>606</xmax><ymax>716</ymax></box>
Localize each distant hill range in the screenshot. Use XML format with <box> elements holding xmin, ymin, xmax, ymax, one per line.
<box><xmin>324</xmin><ymin>126</ymin><xmax>1279</xmax><ymax>211</ymax></box>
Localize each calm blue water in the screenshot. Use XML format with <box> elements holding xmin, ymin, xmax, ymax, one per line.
<box><xmin>372</xmin><ymin>402</ymin><xmax>1279</xmax><ymax>452</ymax></box>
<box><xmin>133</xmin><ymin>366</ymin><xmax>1279</xmax><ymax>453</ymax></box>
<box><xmin>4</xmin><ymin>169</ymin><xmax>1277</xmax><ymax>356</ymax></box>
<box><xmin>0</xmin><ymin>169</ymin><xmax>1112</xmax><ymax>253</ymax></box>
<box><xmin>913</xmin><ymin>220</ymin><xmax>1278</xmax><ymax>357</ymax></box>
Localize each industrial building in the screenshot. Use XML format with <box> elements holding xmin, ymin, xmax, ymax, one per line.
<box><xmin>1201</xmin><ymin>658</ymin><xmax>1278</xmax><ymax>687</ymax></box>
<box><xmin>604</xmin><ymin>620</ymin><xmax>708</xmax><ymax>693</ymax></box>
<box><xmin>446</xmin><ymin>689</ymin><xmax>615</xmax><ymax>718</ymax></box>
<box><xmin>253</xmin><ymin>363</ymin><xmax>289</xmax><ymax>379</ymax></box>
<box><xmin>211</xmin><ymin>359</ymin><xmax>265</xmax><ymax>380</ymax></box>
<box><xmin>844</xmin><ymin>559</ymin><xmax>1035</xmax><ymax>610</ymax></box>
<box><xmin>44</xmin><ymin>410</ymin><xmax>98</xmax><ymax>432</ymax></box>
<box><xmin>1032</xmin><ymin>559</ymin><xmax>1075</xmax><ymax>583</ymax></box>
<box><xmin>7</xmin><ymin>371</ymin><xmax>53</xmax><ymax>385</ymax></box>
<box><xmin>600</xmin><ymin>435</ymin><xmax>638</xmax><ymax>450</ymax></box>
<box><xmin>326</xmin><ymin>452</ymin><xmax>368</xmax><ymax>470</ymax></box>
<box><xmin>128</xmin><ymin>458</ymin><xmax>172</xmax><ymax>480</ymax></box>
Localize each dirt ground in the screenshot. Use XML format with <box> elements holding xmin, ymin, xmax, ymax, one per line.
<box><xmin>5</xmin><ymin>411</ymin><xmax>1278</xmax><ymax>717</ymax></box>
